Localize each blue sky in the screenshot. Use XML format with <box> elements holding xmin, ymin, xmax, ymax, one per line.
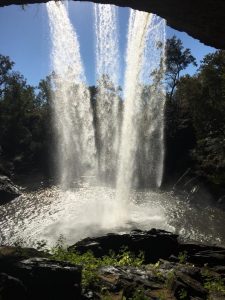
<box><xmin>0</xmin><ymin>2</ymin><xmax>216</xmax><ymax>88</ymax></box>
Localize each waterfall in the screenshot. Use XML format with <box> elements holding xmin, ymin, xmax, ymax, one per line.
<box><xmin>94</xmin><ymin>4</ymin><xmax>120</xmax><ymax>182</ymax></box>
<box><xmin>46</xmin><ymin>2</ymin><xmax>166</xmax><ymax>226</ymax></box>
<box><xmin>47</xmin><ymin>2</ymin><xmax>96</xmax><ymax>188</ymax></box>
<box><xmin>115</xmin><ymin>10</ymin><xmax>166</xmax><ymax>221</ymax></box>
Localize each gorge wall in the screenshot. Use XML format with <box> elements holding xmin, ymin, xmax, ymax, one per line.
<box><xmin>1</xmin><ymin>0</ymin><xmax>225</xmax><ymax>49</ymax></box>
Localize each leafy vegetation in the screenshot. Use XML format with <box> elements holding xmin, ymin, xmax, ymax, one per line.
<box><xmin>178</xmin><ymin>251</ymin><xmax>188</xmax><ymax>264</ymax></box>
<box><xmin>0</xmin><ymin>55</ymin><xmax>53</xmax><ymax>175</ymax></box>
<box><xmin>50</xmin><ymin>239</ymin><xmax>144</xmax><ymax>287</ymax></box>
<box><xmin>165</xmin><ymin>37</ymin><xmax>225</xmax><ymax>188</ymax></box>
<box><xmin>202</xmin><ymin>269</ymin><xmax>225</xmax><ymax>296</ymax></box>
<box><xmin>166</xmin><ymin>35</ymin><xmax>197</xmax><ymax>101</ymax></box>
<box><xmin>127</xmin><ymin>289</ymin><xmax>149</xmax><ymax>300</ymax></box>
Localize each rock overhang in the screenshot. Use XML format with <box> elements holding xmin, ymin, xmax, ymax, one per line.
<box><xmin>1</xmin><ymin>0</ymin><xmax>225</xmax><ymax>49</ymax></box>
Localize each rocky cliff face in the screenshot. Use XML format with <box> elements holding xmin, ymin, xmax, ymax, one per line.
<box><xmin>1</xmin><ymin>0</ymin><xmax>225</xmax><ymax>49</ymax></box>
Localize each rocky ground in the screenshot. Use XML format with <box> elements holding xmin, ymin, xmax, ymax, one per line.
<box><xmin>0</xmin><ymin>229</ymin><xmax>225</xmax><ymax>299</ymax></box>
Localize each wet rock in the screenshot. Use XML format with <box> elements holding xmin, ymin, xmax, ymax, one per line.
<box><xmin>97</xmin><ymin>265</ymin><xmax>165</xmax><ymax>299</ymax></box>
<box><xmin>70</xmin><ymin>229</ymin><xmax>179</xmax><ymax>263</ymax></box>
<box><xmin>0</xmin><ymin>273</ymin><xmax>27</xmax><ymax>300</ymax></box>
<box><xmin>212</xmin><ymin>266</ymin><xmax>225</xmax><ymax>275</ymax></box>
<box><xmin>0</xmin><ymin>255</ymin><xmax>82</xmax><ymax>300</ymax></box>
<box><xmin>191</xmin><ymin>250</ymin><xmax>225</xmax><ymax>267</ymax></box>
<box><xmin>16</xmin><ymin>258</ymin><xmax>82</xmax><ymax>300</ymax></box>
<box><xmin>93</xmin><ymin>261</ymin><xmax>210</xmax><ymax>300</ymax></box>
<box><xmin>0</xmin><ymin>175</ymin><xmax>21</xmax><ymax>204</ymax></box>
<box><xmin>208</xmin><ymin>293</ymin><xmax>225</xmax><ymax>300</ymax></box>
<box><xmin>173</xmin><ymin>271</ymin><xmax>207</xmax><ymax>298</ymax></box>
<box><xmin>0</xmin><ymin>246</ymin><xmax>47</xmax><ymax>266</ymax></box>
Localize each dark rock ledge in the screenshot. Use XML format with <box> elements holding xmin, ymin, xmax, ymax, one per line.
<box><xmin>0</xmin><ymin>246</ymin><xmax>82</xmax><ymax>299</ymax></box>
<box><xmin>0</xmin><ymin>175</ymin><xmax>21</xmax><ymax>205</ymax></box>
<box><xmin>0</xmin><ymin>229</ymin><xmax>225</xmax><ymax>299</ymax></box>
<box><xmin>1</xmin><ymin>0</ymin><xmax>225</xmax><ymax>50</ymax></box>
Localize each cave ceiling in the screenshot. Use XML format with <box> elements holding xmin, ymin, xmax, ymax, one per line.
<box><xmin>1</xmin><ymin>0</ymin><xmax>225</xmax><ymax>49</ymax></box>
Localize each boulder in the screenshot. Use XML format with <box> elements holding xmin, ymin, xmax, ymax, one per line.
<box><xmin>70</xmin><ymin>229</ymin><xmax>179</xmax><ymax>263</ymax></box>
<box><xmin>0</xmin><ymin>175</ymin><xmax>21</xmax><ymax>204</ymax></box>
<box><xmin>0</xmin><ymin>246</ymin><xmax>82</xmax><ymax>300</ymax></box>
<box><xmin>173</xmin><ymin>271</ymin><xmax>207</xmax><ymax>298</ymax></box>
<box><xmin>0</xmin><ymin>257</ymin><xmax>82</xmax><ymax>300</ymax></box>
<box><xmin>191</xmin><ymin>250</ymin><xmax>225</xmax><ymax>267</ymax></box>
<box><xmin>178</xmin><ymin>243</ymin><xmax>225</xmax><ymax>266</ymax></box>
<box><xmin>0</xmin><ymin>273</ymin><xmax>27</xmax><ymax>300</ymax></box>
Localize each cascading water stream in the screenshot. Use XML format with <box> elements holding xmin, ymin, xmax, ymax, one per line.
<box><xmin>47</xmin><ymin>2</ymin><xmax>96</xmax><ymax>188</ymax></box>
<box><xmin>45</xmin><ymin>3</ymin><xmax>167</xmax><ymax>236</ymax></box>
<box><xmin>115</xmin><ymin>10</ymin><xmax>166</xmax><ymax>222</ymax></box>
<box><xmin>94</xmin><ymin>4</ymin><xmax>120</xmax><ymax>182</ymax></box>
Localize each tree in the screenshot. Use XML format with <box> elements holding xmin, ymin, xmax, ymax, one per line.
<box><xmin>36</xmin><ymin>75</ymin><xmax>52</xmax><ymax>106</ymax></box>
<box><xmin>0</xmin><ymin>54</ymin><xmax>14</xmax><ymax>96</ymax></box>
<box><xmin>172</xmin><ymin>50</ymin><xmax>225</xmax><ymax>184</ymax></box>
<box><xmin>0</xmin><ymin>55</ymin><xmax>53</xmax><ymax>174</ymax></box>
<box><xmin>164</xmin><ymin>37</ymin><xmax>197</xmax><ymax>181</ymax></box>
<box><xmin>188</xmin><ymin>51</ymin><xmax>225</xmax><ymax>137</ymax></box>
<box><xmin>166</xmin><ymin>36</ymin><xmax>197</xmax><ymax>101</ymax></box>
<box><xmin>0</xmin><ymin>72</ymin><xmax>36</xmax><ymax>158</ymax></box>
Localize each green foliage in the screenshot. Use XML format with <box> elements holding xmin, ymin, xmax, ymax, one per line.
<box><xmin>178</xmin><ymin>288</ymin><xmax>188</xmax><ymax>299</ymax></box>
<box><xmin>166</xmin><ymin>35</ymin><xmax>197</xmax><ymax>100</ymax></box>
<box><xmin>149</xmin><ymin>261</ymin><xmax>163</xmax><ymax>279</ymax></box>
<box><xmin>0</xmin><ymin>54</ymin><xmax>14</xmax><ymax>95</ymax></box>
<box><xmin>178</xmin><ymin>251</ymin><xmax>188</xmax><ymax>264</ymax></box>
<box><xmin>165</xmin><ymin>270</ymin><xmax>176</xmax><ymax>288</ymax></box>
<box><xmin>0</xmin><ymin>54</ymin><xmax>53</xmax><ymax>173</ymax></box>
<box><xmin>50</xmin><ymin>239</ymin><xmax>144</xmax><ymax>287</ymax></box>
<box><xmin>204</xmin><ymin>278</ymin><xmax>225</xmax><ymax>295</ymax></box>
<box><xmin>166</xmin><ymin>47</ymin><xmax>225</xmax><ymax>185</ymax></box>
<box><xmin>202</xmin><ymin>269</ymin><xmax>225</xmax><ymax>295</ymax></box>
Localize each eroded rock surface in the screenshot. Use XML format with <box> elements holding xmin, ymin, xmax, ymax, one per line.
<box><xmin>70</xmin><ymin>229</ymin><xmax>179</xmax><ymax>263</ymax></box>
<box><xmin>1</xmin><ymin>0</ymin><xmax>225</xmax><ymax>49</ymax></box>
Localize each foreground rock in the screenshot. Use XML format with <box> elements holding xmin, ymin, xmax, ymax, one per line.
<box><xmin>0</xmin><ymin>175</ymin><xmax>21</xmax><ymax>204</ymax></box>
<box><xmin>70</xmin><ymin>228</ymin><xmax>225</xmax><ymax>266</ymax></box>
<box><xmin>0</xmin><ymin>246</ymin><xmax>82</xmax><ymax>300</ymax></box>
<box><xmin>89</xmin><ymin>259</ymin><xmax>225</xmax><ymax>300</ymax></box>
<box><xmin>0</xmin><ymin>230</ymin><xmax>225</xmax><ymax>299</ymax></box>
<box><xmin>70</xmin><ymin>229</ymin><xmax>179</xmax><ymax>263</ymax></box>
<box><xmin>71</xmin><ymin>229</ymin><xmax>225</xmax><ymax>299</ymax></box>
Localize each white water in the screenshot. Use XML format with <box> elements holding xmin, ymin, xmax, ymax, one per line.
<box><xmin>46</xmin><ymin>5</ymin><xmax>167</xmax><ymax>229</ymax></box>
<box><xmin>94</xmin><ymin>4</ymin><xmax>120</xmax><ymax>181</ymax></box>
<box><xmin>116</xmin><ymin>11</ymin><xmax>166</xmax><ymax>222</ymax></box>
<box><xmin>0</xmin><ymin>5</ymin><xmax>171</xmax><ymax>246</ymax></box>
<box><xmin>47</xmin><ymin>2</ymin><xmax>96</xmax><ymax>187</ymax></box>
<box><xmin>1</xmin><ymin>184</ymin><xmax>225</xmax><ymax>248</ymax></box>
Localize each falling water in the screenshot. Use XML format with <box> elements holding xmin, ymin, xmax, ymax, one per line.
<box><xmin>46</xmin><ymin>3</ymin><xmax>166</xmax><ymax>230</ymax></box>
<box><xmin>116</xmin><ymin>10</ymin><xmax>166</xmax><ymax>221</ymax></box>
<box><xmin>3</xmin><ymin>5</ymin><xmax>222</xmax><ymax>248</ymax></box>
<box><xmin>94</xmin><ymin>4</ymin><xmax>120</xmax><ymax>181</ymax></box>
<box><xmin>47</xmin><ymin>2</ymin><xmax>96</xmax><ymax>187</ymax></box>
